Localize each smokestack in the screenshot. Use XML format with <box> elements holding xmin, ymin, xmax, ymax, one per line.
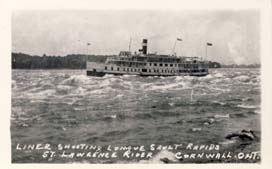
<box><xmin>142</xmin><ymin>39</ymin><xmax>148</xmax><ymax>55</ymax></box>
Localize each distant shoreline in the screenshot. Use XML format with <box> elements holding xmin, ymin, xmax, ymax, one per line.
<box><xmin>11</xmin><ymin>52</ymin><xmax>260</xmax><ymax>69</ymax></box>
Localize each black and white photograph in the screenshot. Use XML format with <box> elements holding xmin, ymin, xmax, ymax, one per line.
<box><xmin>1</xmin><ymin>0</ymin><xmax>272</xmax><ymax>167</ymax></box>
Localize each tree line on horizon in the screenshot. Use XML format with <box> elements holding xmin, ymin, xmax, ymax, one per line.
<box><xmin>12</xmin><ymin>53</ymin><xmax>108</xmax><ymax>69</ymax></box>
<box><xmin>11</xmin><ymin>52</ymin><xmax>259</xmax><ymax>70</ymax></box>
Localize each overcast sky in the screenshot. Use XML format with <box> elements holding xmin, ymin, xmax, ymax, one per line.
<box><xmin>12</xmin><ymin>10</ymin><xmax>260</xmax><ymax>65</ymax></box>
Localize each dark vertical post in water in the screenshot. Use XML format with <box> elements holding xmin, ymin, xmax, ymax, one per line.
<box><xmin>142</xmin><ymin>39</ymin><xmax>148</xmax><ymax>55</ymax></box>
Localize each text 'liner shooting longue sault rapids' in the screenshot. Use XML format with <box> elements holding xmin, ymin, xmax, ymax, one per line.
<box><xmin>86</xmin><ymin>39</ymin><xmax>211</xmax><ymax>77</ymax></box>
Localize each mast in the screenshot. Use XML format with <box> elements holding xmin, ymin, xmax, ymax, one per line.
<box><xmin>172</xmin><ymin>40</ymin><xmax>177</xmax><ymax>55</ymax></box>
<box><xmin>172</xmin><ymin>38</ymin><xmax>182</xmax><ymax>56</ymax></box>
<box><xmin>128</xmin><ymin>37</ymin><xmax>132</xmax><ymax>52</ymax></box>
<box><xmin>205</xmin><ymin>42</ymin><xmax>213</xmax><ymax>60</ymax></box>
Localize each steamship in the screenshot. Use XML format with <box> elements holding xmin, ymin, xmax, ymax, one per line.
<box><xmin>86</xmin><ymin>39</ymin><xmax>209</xmax><ymax>77</ymax></box>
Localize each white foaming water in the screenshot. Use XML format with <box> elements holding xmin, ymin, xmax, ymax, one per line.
<box><xmin>242</xmin><ymin>97</ymin><xmax>251</xmax><ymax>101</ymax></box>
<box><xmin>73</xmin><ymin>107</ymin><xmax>86</xmax><ymax>111</ymax></box>
<box><xmin>12</xmin><ymin>107</ymin><xmax>26</xmax><ymax>116</ymax></box>
<box><xmin>212</xmin><ymin>100</ymin><xmax>227</xmax><ymax>106</ymax></box>
<box><xmin>200</xmin><ymin>74</ymin><xmax>213</xmax><ymax>79</ymax></box>
<box><xmin>11</xmin><ymin>69</ymin><xmax>261</xmax><ymax>163</ymax></box>
<box><xmin>114</xmin><ymin>94</ymin><xmax>124</xmax><ymax>99</ymax></box>
<box><xmin>88</xmin><ymin>86</ymin><xmax>113</xmax><ymax>96</ymax></box>
<box><xmin>213</xmin><ymin>72</ymin><xmax>225</xmax><ymax>78</ymax></box>
<box><xmin>72</xmin><ymin>86</ymin><xmax>87</xmax><ymax>95</ymax></box>
<box><xmin>29</xmin><ymin>99</ymin><xmax>48</xmax><ymax>104</ymax></box>
<box><xmin>61</xmin><ymin>74</ymin><xmax>90</xmax><ymax>85</ymax></box>
<box><xmin>144</xmin><ymin>80</ymin><xmax>190</xmax><ymax>91</ymax></box>
<box><xmin>98</xmin><ymin>78</ymin><xmax>111</xmax><ymax>88</ymax></box>
<box><xmin>168</xmin><ymin>102</ymin><xmax>175</xmax><ymax>106</ymax></box>
<box><xmin>207</xmin><ymin>86</ymin><xmax>231</xmax><ymax>93</ymax></box>
<box><xmin>110</xmin><ymin>114</ymin><xmax>117</xmax><ymax>119</ymax></box>
<box><xmin>123</xmin><ymin>74</ymin><xmax>137</xmax><ymax>78</ymax></box>
<box><xmin>56</xmin><ymin>84</ymin><xmax>73</xmax><ymax>92</ymax></box>
<box><xmin>63</xmin><ymin>98</ymin><xmax>78</xmax><ymax>105</ymax></box>
<box><xmin>214</xmin><ymin>114</ymin><xmax>230</xmax><ymax>119</ymax></box>
<box><xmin>237</xmin><ymin>104</ymin><xmax>258</xmax><ymax>109</ymax></box>
<box><xmin>175</xmin><ymin>75</ymin><xmax>193</xmax><ymax>81</ymax></box>
<box><xmin>192</xmin><ymin>127</ymin><xmax>202</xmax><ymax>132</ymax></box>
<box><xmin>121</xmin><ymin>81</ymin><xmax>134</xmax><ymax>90</ymax></box>
<box><xmin>148</xmin><ymin>83</ymin><xmax>180</xmax><ymax>91</ymax></box>
<box><xmin>219</xmin><ymin>139</ymin><xmax>237</xmax><ymax>146</ymax></box>
<box><xmin>12</xmin><ymin>80</ymin><xmax>17</xmax><ymax>89</ymax></box>
<box><xmin>208</xmin><ymin>118</ymin><xmax>215</xmax><ymax>124</ymax></box>
<box><xmin>255</xmin><ymin>110</ymin><xmax>261</xmax><ymax>114</ymax></box>
<box><xmin>103</xmin><ymin>74</ymin><xmax>115</xmax><ymax>78</ymax></box>
<box><xmin>233</xmin><ymin>75</ymin><xmax>250</xmax><ymax>82</ymax></box>
<box><xmin>25</xmin><ymin>89</ymin><xmax>56</xmax><ymax>99</ymax></box>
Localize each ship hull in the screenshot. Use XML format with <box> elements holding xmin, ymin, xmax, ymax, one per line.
<box><xmin>86</xmin><ymin>71</ymin><xmax>208</xmax><ymax>77</ymax></box>
<box><xmin>86</xmin><ymin>68</ymin><xmax>208</xmax><ymax>77</ymax></box>
<box><xmin>86</xmin><ymin>70</ymin><xmax>106</xmax><ymax>77</ymax></box>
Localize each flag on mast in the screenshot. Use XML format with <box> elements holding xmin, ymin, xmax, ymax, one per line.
<box><xmin>207</xmin><ymin>42</ymin><xmax>213</xmax><ymax>46</ymax></box>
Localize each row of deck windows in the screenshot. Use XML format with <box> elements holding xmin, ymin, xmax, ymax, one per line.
<box><xmin>110</xmin><ymin>61</ymin><xmax>200</xmax><ymax>68</ymax></box>
<box><xmin>146</xmin><ymin>63</ymin><xmax>178</xmax><ymax>67</ymax></box>
<box><xmin>105</xmin><ymin>66</ymin><xmax>203</xmax><ymax>73</ymax></box>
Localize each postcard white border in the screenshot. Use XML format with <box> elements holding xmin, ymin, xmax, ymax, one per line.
<box><xmin>0</xmin><ymin>0</ymin><xmax>271</xmax><ymax>169</ymax></box>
